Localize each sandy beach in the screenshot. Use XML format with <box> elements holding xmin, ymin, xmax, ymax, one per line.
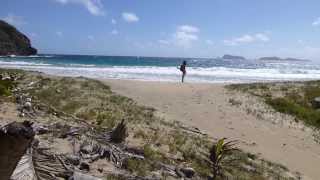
<box><xmin>104</xmin><ymin>79</ymin><xmax>320</xmax><ymax>180</ymax></box>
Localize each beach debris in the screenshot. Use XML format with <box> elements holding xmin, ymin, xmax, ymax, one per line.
<box><xmin>10</xmin><ymin>148</ymin><xmax>36</xmax><ymax>180</ymax></box>
<box><xmin>0</xmin><ymin>121</ymin><xmax>35</xmax><ymax>180</ymax></box>
<box><xmin>111</xmin><ymin>119</ymin><xmax>128</xmax><ymax>143</ymax></box>
<box><xmin>179</xmin><ymin>124</ymin><xmax>207</xmax><ymax>136</ymax></box>
<box><xmin>32</xmin><ymin>148</ymin><xmax>72</xmax><ymax>179</ymax></box>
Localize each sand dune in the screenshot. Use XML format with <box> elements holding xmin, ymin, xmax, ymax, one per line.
<box><xmin>104</xmin><ymin>79</ymin><xmax>320</xmax><ymax>180</ymax></box>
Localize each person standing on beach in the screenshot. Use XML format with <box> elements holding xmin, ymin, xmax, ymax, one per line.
<box><xmin>179</xmin><ymin>60</ymin><xmax>187</xmax><ymax>83</ymax></box>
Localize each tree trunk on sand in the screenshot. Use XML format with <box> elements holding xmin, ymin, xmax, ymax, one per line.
<box><xmin>0</xmin><ymin>121</ymin><xmax>35</xmax><ymax>180</ymax></box>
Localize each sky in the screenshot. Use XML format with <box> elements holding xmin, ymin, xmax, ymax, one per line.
<box><xmin>1</xmin><ymin>0</ymin><xmax>320</xmax><ymax>59</ymax></box>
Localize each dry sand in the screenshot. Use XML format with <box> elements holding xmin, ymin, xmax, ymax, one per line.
<box><xmin>103</xmin><ymin>79</ymin><xmax>320</xmax><ymax>180</ymax></box>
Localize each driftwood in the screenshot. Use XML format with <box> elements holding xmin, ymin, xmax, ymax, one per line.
<box><xmin>0</xmin><ymin>121</ymin><xmax>35</xmax><ymax>180</ymax></box>
<box><xmin>179</xmin><ymin>125</ymin><xmax>207</xmax><ymax>136</ymax></box>
<box><xmin>11</xmin><ymin>146</ymin><xmax>78</xmax><ymax>180</ymax></box>
<box><xmin>11</xmin><ymin>148</ymin><xmax>36</xmax><ymax>180</ymax></box>
<box><xmin>70</xmin><ymin>171</ymin><xmax>102</xmax><ymax>180</ymax></box>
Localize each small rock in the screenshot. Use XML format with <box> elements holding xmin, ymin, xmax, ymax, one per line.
<box><xmin>19</xmin><ymin>112</ymin><xmax>25</xmax><ymax>117</ymax></box>
<box><xmin>23</xmin><ymin>102</ymin><xmax>32</xmax><ymax>111</ymax></box>
<box><xmin>79</xmin><ymin>162</ymin><xmax>90</xmax><ymax>171</ymax></box>
<box><xmin>2</xmin><ymin>76</ymin><xmax>11</xmax><ymax>80</ymax></box>
<box><xmin>175</xmin><ymin>168</ymin><xmax>184</xmax><ymax>178</ymax></box>
<box><xmin>312</xmin><ymin>97</ymin><xmax>320</xmax><ymax>109</ymax></box>
<box><xmin>97</xmin><ymin>168</ymin><xmax>103</xmax><ymax>173</ymax></box>
<box><xmin>242</xmin><ymin>164</ymin><xmax>256</xmax><ymax>172</ymax></box>
<box><xmin>67</xmin><ymin>155</ymin><xmax>80</xmax><ymax>166</ymax></box>
<box><xmin>180</xmin><ymin>167</ymin><xmax>195</xmax><ymax>178</ymax></box>
<box><xmin>28</xmin><ymin>82</ymin><xmax>35</xmax><ymax>87</ymax></box>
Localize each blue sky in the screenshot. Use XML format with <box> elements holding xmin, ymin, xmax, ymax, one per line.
<box><xmin>1</xmin><ymin>0</ymin><xmax>320</xmax><ymax>59</ymax></box>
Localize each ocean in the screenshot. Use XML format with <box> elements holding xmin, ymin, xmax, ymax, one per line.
<box><xmin>1</xmin><ymin>54</ymin><xmax>320</xmax><ymax>83</ymax></box>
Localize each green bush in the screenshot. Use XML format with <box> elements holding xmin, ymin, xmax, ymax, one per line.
<box><xmin>0</xmin><ymin>80</ymin><xmax>14</xmax><ymax>96</ymax></box>
<box><xmin>266</xmin><ymin>97</ymin><xmax>320</xmax><ymax>127</ymax></box>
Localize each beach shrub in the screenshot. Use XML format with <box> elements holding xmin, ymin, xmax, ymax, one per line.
<box><xmin>124</xmin><ymin>158</ymin><xmax>149</xmax><ymax>176</ymax></box>
<box><xmin>0</xmin><ymin>79</ymin><xmax>14</xmax><ymax>96</ymax></box>
<box><xmin>228</xmin><ymin>81</ymin><xmax>320</xmax><ymax>129</ymax></box>
<box><xmin>266</xmin><ymin>97</ymin><xmax>320</xmax><ymax>127</ymax></box>
<box><xmin>96</xmin><ymin>111</ymin><xmax>118</xmax><ymax>128</ymax></box>
<box><xmin>0</xmin><ymin>84</ymin><xmax>10</xmax><ymax>96</ymax></box>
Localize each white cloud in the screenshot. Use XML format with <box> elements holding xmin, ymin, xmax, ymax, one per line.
<box><xmin>111</xmin><ymin>29</ymin><xmax>118</xmax><ymax>35</ymax></box>
<box><xmin>205</xmin><ymin>40</ymin><xmax>214</xmax><ymax>45</ymax></box>
<box><xmin>178</xmin><ymin>25</ymin><xmax>199</xmax><ymax>33</ymax></box>
<box><xmin>224</xmin><ymin>33</ymin><xmax>270</xmax><ymax>46</ymax></box>
<box><xmin>298</xmin><ymin>40</ymin><xmax>305</xmax><ymax>45</ymax></box>
<box><xmin>2</xmin><ymin>13</ymin><xmax>27</xmax><ymax>26</ymax></box>
<box><xmin>56</xmin><ymin>31</ymin><xmax>63</xmax><ymax>37</ymax></box>
<box><xmin>157</xmin><ymin>25</ymin><xmax>200</xmax><ymax>48</ymax></box>
<box><xmin>158</xmin><ymin>40</ymin><xmax>170</xmax><ymax>45</ymax></box>
<box><xmin>88</xmin><ymin>35</ymin><xmax>94</xmax><ymax>40</ymax></box>
<box><xmin>55</xmin><ymin>0</ymin><xmax>68</xmax><ymax>3</ymax></box>
<box><xmin>255</xmin><ymin>33</ymin><xmax>270</xmax><ymax>42</ymax></box>
<box><xmin>111</xmin><ymin>18</ymin><xmax>117</xmax><ymax>24</ymax></box>
<box><xmin>174</xmin><ymin>31</ymin><xmax>198</xmax><ymax>48</ymax></box>
<box><xmin>312</xmin><ymin>17</ymin><xmax>320</xmax><ymax>26</ymax></box>
<box><xmin>173</xmin><ymin>25</ymin><xmax>200</xmax><ymax>48</ymax></box>
<box><xmin>54</xmin><ymin>0</ymin><xmax>105</xmax><ymax>16</ymax></box>
<box><xmin>122</xmin><ymin>12</ymin><xmax>139</xmax><ymax>23</ymax></box>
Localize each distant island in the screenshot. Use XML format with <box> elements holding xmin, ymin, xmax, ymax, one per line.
<box><xmin>259</xmin><ymin>56</ymin><xmax>310</xmax><ymax>62</ymax></box>
<box><xmin>0</xmin><ymin>20</ymin><xmax>37</xmax><ymax>56</ymax></box>
<box><xmin>222</xmin><ymin>54</ymin><xmax>246</xmax><ymax>60</ymax></box>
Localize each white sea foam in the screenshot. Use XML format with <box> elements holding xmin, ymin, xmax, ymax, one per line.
<box><xmin>0</xmin><ymin>61</ymin><xmax>52</xmax><ymax>66</ymax></box>
<box><xmin>2</xmin><ymin>63</ymin><xmax>320</xmax><ymax>83</ymax></box>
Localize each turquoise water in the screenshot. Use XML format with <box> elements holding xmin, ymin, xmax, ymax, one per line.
<box><xmin>0</xmin><ymin>54</ymin><xmax>320</xmax><ymax>83</ymax></box>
